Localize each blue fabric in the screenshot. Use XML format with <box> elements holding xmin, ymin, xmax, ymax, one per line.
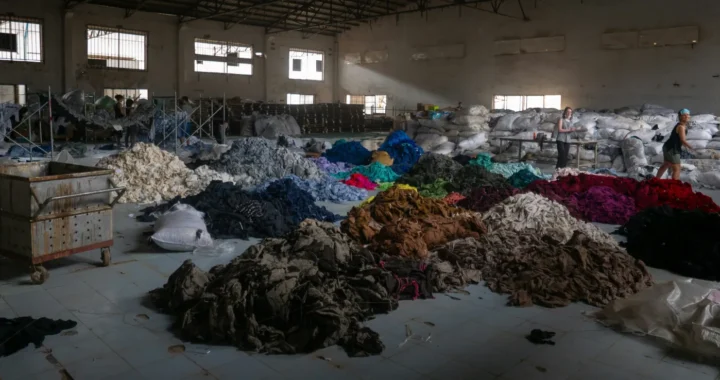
<box><xmin>255</xmin><ymin>174</ymin><xmax>368</xmax><ymax>203</ymax></box>
<box><xmin>5</xmin><ymin>145</ymin><xmax>51</xmax><ymax>158</ymax></box>
<box><xmin>333</xmin><ymin>162</ymin><xmax>401</xmax><ymax>183</ymax></box>
<box><xmin>322</xmin><ymin>141</ymin><xmax>372</xmax><ymax>166</ymax></box>
<box><xmin>378</xmin><ymin>130</ymin><xmax>424</xmax><ymax>175</ymax></box>
<box><xmin>507</xmin><ymin>168</ymin><xmax>543</xmax><ymax>189</ymax></box>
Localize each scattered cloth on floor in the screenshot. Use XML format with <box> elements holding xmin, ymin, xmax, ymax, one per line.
<box><xmin>97</xmin><ymin>143</ymin><xmax>234</xmax><ymax>203</ymax></box>
<box><xmin>443</xmin><ymin>192</ymin><xmax>466</xmax><ymax>204</ymax></box>
<box><xmin>209</xmin><ymin>138</ymin><xmax>322</xmax><ymax>187</ymax></box>
<box><xmin>447</xmin><ymin>165</ymin><xmax>511</xmax><ymax>195</ymax></box>
<box><xmin>308</xmin><ymin>156</ymin><xmax>354</xmax><ymax>175</ymax></box>
<box><xmin>430</xmin><ymin>231</ymin><xmax>652</xmax><ymax>307</ymax></box>
<box><xmin>60</xmin><ymin>142</ymin><xmax>88</xmax><ymax>158</ymax></box>
<box><xmin>140</xmin><ymin>180</ymin><xmax>339</xmax><ymax>239</ymax></box>
<box><xmin>619</xmin><ymin>206</ymin><xmax>720</xmax><ymax>280</ymax></box>
<box><xmin>482</xmin><ymin>193</ymin><xmax>620</xmax><ymax>248</ymax></box>
<box><xmin>371</xmin><ymin>150</ymin><xmax>394</xmax><ymax>166</ymax></box>
<box><xmin>418</xmin><ymin>179</ymin><xmax>450</xmax><ymax>198</ymax></box>
<box><xmin>150</xmin><ymin>220</ymin><xmax>398</xmax><ymax>356</ymax></box>
<box><xmin>595</xmin><ymin>279</ymin><xmax>720</xmax><ymax>358</ymax></box>
<box><xmin>0</xmin><ymin>317</ymin><xmax>78</xmax><ymax>357</ymax></box>
<box><xmin>378</xmin><ymin>130</ymin><xmax>424</xmax><ymax>174</ymax></box>
<box><xmin>396</xmin><ymin>154</ymin><xmax>463</xmax><ymax>187</ymax></box>
<box><xmin>526</xmin><ymin>329</ymin><xmax>556</xmax><ymax>345</ymax></box>
<box><xmin>255</xmin><ymin>174</ymin><xmax>368</xmax><ymax>203</ymax></box>
<box><xmin>322</xmin><ymin>140</ymin><xmax>372</xmax><ymax>166</ymax></box>
<box><xmin>507</xmin><ymin>168</ymin><xmax>543</xmax><ymax>189</ymax></box>
<box><xmin>342</xmin><ymin>173</ymin><xmax>378</xmax><ymax>190</ymax></box>
<box><xmin>457</xmin><ymin>187</ymin><xmax>519</xmax><ymax>213</ymax></box>
<box><xmin>334</xmin><ymin>162</ymin><xmax>400</xmax><ymax>183</ymax></box>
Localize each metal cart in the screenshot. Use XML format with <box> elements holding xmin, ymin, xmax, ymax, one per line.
<box><xmin>0</xmin><ymin>162</ymin><xmax>125</xmax><ymax>284</ymax></box>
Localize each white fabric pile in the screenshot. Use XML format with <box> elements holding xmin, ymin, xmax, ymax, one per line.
<box><xmin>97</xmin><ymin>143</ymin><xmax>234</xmax><ymax>203</ymax></box>
<box><xmin>254</xmin><ymin>115</ymin><xmax>301</xmax><ymax>138</ymax></box>
<box><xmin>401</xmin><ymin>105</ymin><xmax>490</xmax><ymax>155</ymax></box>
<box><xmin>482</xmin><ymin>193</ymin><xmax>619</xmax><ymax>248</ymax></box>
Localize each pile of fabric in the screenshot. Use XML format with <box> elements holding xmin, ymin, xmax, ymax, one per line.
<box><xmin>396</xmin><ymin>154</ymin><xmax>463</xmax><ymax>187</ymax></box>
<box><xmin>457</xmin><ymin>187</ymin><xmax>519</xmax><ymax>212</ymax></box>
<box><xmin>209</xmin><ymin>138</ymin><xmax>322</xmax><ymax>187</ymax></box>
<box><xmin>255</xmin><ymin>175</ymin><xmax>367</xmax><ymax>203</ymax></box>
<box><xmin>376</xmin><ymin>130</ymin><xmax>424</xmax><ymax>174</ymax></box>
<box><xmin>469</xmin><ymin>153</ymin><xmax>545</xmax><ymax>179</ymax></box>
<box><xmin>253</xmin><ymin>115</ymin><xmax>301</xmax><ymax>138</ymax></box>
<box><xmin>140</xmin><ymin>180</ymin><xmax>339</xmax><ymax>239</ymax></box>
<box><xmin>620</xmin><ymin>206</ymin><xmax>720</xmax><ymax>280</ymax></box>
<box><xmin>308</xmin><ymin>156</ymin><xmax>354</xmax><ymax>175</ymax></box>
<box><xmin>322</xmin><ymin>140</ymin><xmax>372</xmax><ymax>166</ymax></box>
<box><xmin>400</xmin><ymin>105</ymin><xmax>490</xmax><ymax>155</ymax></box>
<box><xmin>447</xmin><ymin>165</ymin><xmax>511</xmax><ymax>195</ymax></box>
<box><xmin>97</xmin><ymin>143</ymin><xmax>233</xmax><ymax>203</ymax></box>
<box><xmin>334</xmin><ymin>162</ymin><xmax>400</xmax><ymax>183</ymax></box>
<box><xmin>507</xmin><ymin>169</ymin><xmax>544</xmax><ymax>189</ymax></box>
<box><xmin>342</xmin><ymin>187</ymin><xmax>486</xmax><ymax>259</ymax></box>
<box><xmin>571</xmin><ymin>186</ymin><xmax>637</xmax><ymax>225</ymax></box>
<box><xmin>150</xmin><ymin>220</ymin><xmax>398</xmax><ymax>356</ymax></box>
<box><xmin>418</xmin><ymin>179</ymin><xmax>450</xmax><ymax>198</ymax></box>
<box><xmin>342</xmin><ymin>173</ymin><xmax>378</xmax><ymax>190</ymax></box>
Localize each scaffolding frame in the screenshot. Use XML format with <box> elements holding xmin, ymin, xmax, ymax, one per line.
<box><xmin>151</xmin><ymin>92</ymin><xmax>227</xmax><ymax>153</ymax></box>
<box><xmin>2</xmin><ymin>86</ymin><xmax>55</xmax><ymax>161</ymax></box>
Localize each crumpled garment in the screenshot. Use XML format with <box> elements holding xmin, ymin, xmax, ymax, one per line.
<box><xmin>507</xmin><ymin>168</ymin><xmax>543</xmax><ymax>189</ymax></box>
<box><xmin>322</xmin><ymin>140</ymin><xmax>372</xmax><ymax>166</ymax></box>
<box><xmin>0</xmin><ymin>317</ymin><xmax>78</xmax><ymax>357</ymax></box>
<box><xmin>308</xmin><ymin>157</ymin><xmax>354</xmax><ymax>175</ymax></box>
<box><xmin>378</xmin><ymin>130</ymin><xmax>424</xmax><ymax>174</ymax></box>
<box><xmin>371</xmin><ymin>150</ymin><xmax>394</xmax><ymax>166</ymax></box>
<box><xmin>482</xmin><ymin>193</ymin><xmax>620</xmax><ymax>248</ymax></box>
<box><xmin>140</xmin><ymin>180</ymin><xmax>340</xmax><ymax>239</ymax></box>
<box><xmin>150</xmin><ymin>220</ymin><xmax>397</xmax><ymax>357</ymax></box>
<box><xmin>452</xmin><ymin>154</ymin><xmax>474</xmax><ymax>166</ymax></box>
<box><xmin>469</xmin><ymin>153</ymin><xmax>493</xmax><ymax>168</ymax></box>
<box><xmin>448</xmin><ymin>165</ymin><xmax>511</xmax><ymax>195</ymax></box>
<box><xmin>457</xmin><ymin>187</ymin><xmax>519</xmax><ymax>212</ymax></box>
<box><xmin>342</xmin><ymin>173</ymin><xmax>378</xmax><ymax>190</ymax></box>
<box><xmin>418</xmin><ymin>179</ymin><xmax>450</xmax><ymax>198</ymax></box>
<box><xmin>572</xmin><ymin>186</ymin><xmax>637</xmax><ymax>225</ymax></box>
<box><xmin>619</xmin><ymin>206</ymin><xmax>720</xmax><ymax>280</ymax></box>
<box><xmin>377</xmin><ymin>182</ymin><xmax>395</xmax><ymax>191</ymax></box>
<box><xmin>97</xmin><ymin>143</ymin><xmax>234</xmax><ymax>203</ymax></box>
<box><xmin>430</xmin><ymin>232</ymin><xmax>652</xmax><ymax>307</ymax></box>
<box><xmin>255</xmin><ymin>175</ymin><xmax>367</xmax><ymax>203</ymax></box>
<box><xmin>470</xmin><ymin>153</ymin><xmax>544</xmax><ymax>179</ymax></box>
<box><xmin>334</xmin><ymin>162</ymin><xmax>400</xmax><ymax>183</ymax></box>
<box><xmin>443</xmin><ymin>192</ymin><xmax>466</xmax><ymax>204</ymax></box>
<box><xmin>397</xmin><ymin>153</ymin><xmax>463</xmax><ymax>187</ymax></box>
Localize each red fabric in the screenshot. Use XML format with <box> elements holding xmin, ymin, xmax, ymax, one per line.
<box><xmin>443</xmin><ymin>192</ymin><xmax>466</xmax><ymax>205</ymax></box>
<box><xmin>527</xmin><ymin>174</ymin><xmax>720</xmax><ymax>223</ymax></box>
<box><xmin>342</xmin><ymin>173</ymin><xmax>378</xmax><ymax>190</ymax></box>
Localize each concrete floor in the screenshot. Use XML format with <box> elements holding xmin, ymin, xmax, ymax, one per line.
<box><xmin>1</xmin><ymin>149</ymin><xmax>719</xmax><ymax>379</ymax></box>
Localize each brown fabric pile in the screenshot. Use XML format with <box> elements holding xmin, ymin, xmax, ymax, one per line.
<box><xmin>342</xmin><ymin>186</ymin><xmax>486</xmax><ymax>259</ymax></box>
<box><xmin>429</xmin><ymin>231</ymin><xmax>652</xmax><ymax>307</ymax></box>
<box><xmin>150</xmin><ymin>220</ymin><xmax>405</xmax><ymax>357</ymax></box>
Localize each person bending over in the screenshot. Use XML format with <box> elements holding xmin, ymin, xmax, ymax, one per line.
<box><xmin>656</xmin><ymin>108</ymin><xmax>694</xmax><ymax>180</ymax></box>
<box><xmin>554</xmin><ymin>107</ymin><xmax>576</xmax><ymax>169</ymax></box>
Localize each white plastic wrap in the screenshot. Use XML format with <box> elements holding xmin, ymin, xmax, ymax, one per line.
<box><xmin>457</xmin><ymin>132</ymin><xmax>488</xmax><ymax>151</ymax></box>
<box><xmin>686</xmin><ymin>129</ymin><xmax>713</xmax><ymax>141</ymax></box>
<box><xmin>621</xmin><ymin>137</ymin><xmax>648</xmax><ymax>173</ymax></box>
<box><xmin>692</xmin><ymin>114</ymin><xmax>718</xmax><ymax>124</ymax></box>
<box><xmin>494</xmin><ymin>113</ymin><xmax>522</xmax><ymax>131</ymax></box>
<box><xmin>645</xmin><ymin>142</ymin><xmax>664</xmax><ymax>156</ymax></box>
<box><xmin>689</xmin><ymin>140</ymin><xmax>710</xmax><ymax>149</ymax></box>
<box><xmin>151</xmin><ymin>204</ymin><xmax>213</xmax><ymax>251</ymax></box>
<box><xmin>595</xmin><ymin>280</ymin><xmax>720</xmax><ymax>358</ymax></box>
<box><xmin>432</xmin><ymin>141</ymin><xmax>456</xmax><ymax>155</ymax></box>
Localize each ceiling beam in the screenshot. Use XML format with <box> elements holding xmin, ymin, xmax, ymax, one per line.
<box><xmin>180</xmin><ymin>0</ymin><xmax>287</xmax><ymax>24</ymax></box>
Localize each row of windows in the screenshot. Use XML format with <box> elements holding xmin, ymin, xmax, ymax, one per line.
<box><xmin>0</xmin><ymin>17</ymin><xmax>325</xmax><ymax>81</ymax></box>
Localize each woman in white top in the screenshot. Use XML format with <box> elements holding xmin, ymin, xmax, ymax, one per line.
<box><xmin>555</xmin><ymin>107</ymin><xmax>576</xmax><ymax>168</ymax></box>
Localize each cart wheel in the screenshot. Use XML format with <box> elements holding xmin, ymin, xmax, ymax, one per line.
<box><xmin>101</xmin><ymin>248</ymin><xmax>111</xmax><ymax>267</ymax></box>
<box><xmin>30</xmin><ymin>266</ymin><xmax>49</xmax><ymax>285</ymax></box>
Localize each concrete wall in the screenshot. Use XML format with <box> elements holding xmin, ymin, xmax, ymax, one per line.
<box><xmin>338</xmin><ymin>0</ymin><xmax>720</xmax><ymax>113</ymax></box>
<box><xmin>0</xmin><ymin>0</ymin><xmax>335</xmax><ymax>102</ymax></box>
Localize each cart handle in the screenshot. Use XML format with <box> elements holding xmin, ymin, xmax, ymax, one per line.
<box><xmin>32</xmin><ymin>187</ymin><xmax>127</xmax><ymax>220</ymax></box>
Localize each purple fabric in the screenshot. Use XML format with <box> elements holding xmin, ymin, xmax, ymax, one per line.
<box><xmin>309</xmin><ymin>157</ymin><xmax>354</xmax><ymax>175</ymax></box>
<box><xmin>572</xmin><ymin>186</ymin><xmax>637</xmax><ymax>225</ymax></box>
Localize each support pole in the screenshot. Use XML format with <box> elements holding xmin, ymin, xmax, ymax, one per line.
<box><xmin>174</xmin><ymin>91</ymin><xmax>178</xmax><ymax>153</ymax></box>
<box><xmin>49</xmin><ymin>86</ymin><xmax>54</xmax><ymax>159</ymax></box>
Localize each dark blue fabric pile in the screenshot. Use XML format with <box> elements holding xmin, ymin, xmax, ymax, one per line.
<box><xmin>508</xmin><ymin>168</ymin><xmax>544</xmax><ymax>189</ymax></box>
<box><xmin>322</xmin><ymin>141</ymin><xmax>372</xmax><ymax>166</ymax></box>
<box><xmin>378</xmin><ymin>130</ymin><xmax>424</xmax><ymax>175</ymax></box>
<box><xmin>258</xmin><ymin>178</ymin><xmax>341</xmax><ymax>225</ymax></box>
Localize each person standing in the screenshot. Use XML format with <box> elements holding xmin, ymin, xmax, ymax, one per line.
<box><xmin>113</xmin><ymin>95</ymin><xmax>126</xmax><ymax>147</ymax></box>
<box><xmin>554</xmin><ymin>107</ymin><xmax>576</xmax><ymax>169</ymax></box>
<box><xmin>656</xmin><ymin>108</ymin><xmax>694</xmax><ymax>180</ymax></box>
<box><xmin>124</xmin><ymin>99</ymin><xmax>138</xmax><ymax>148</ymax></box>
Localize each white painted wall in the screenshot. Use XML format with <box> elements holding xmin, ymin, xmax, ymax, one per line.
<box><xmin>338</xmin><ymin>0</ymin><xmax>720</xmax><ymax>113</ymax></box>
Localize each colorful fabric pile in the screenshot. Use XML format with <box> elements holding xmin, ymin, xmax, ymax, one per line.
<box><xmin>572</xmin><ymin>186</ymin><xmax>636</xmax><ymax>225</ymax></box>
<box><xmin>309</xmin><ymin>156</ymin><xmax>354</xmax><ymax>175</ymax></box>
<box><xmin>342</xmin><ymin>173</ymin><xmax>378</xmax><ymax>190</ymax></box>
<box><xmin>447</xmin><ymin>165</ymin><xmax>511</xmax><ymax>195</ymax></box>
<box><xmin>334</xmin><ymin>162</ymin><xmax>400</xmax><ymax>183</ymax></box>
<box><xmin>418</xmin><ymin>179</ymin><xmax>450</xmax><ymax>198</ymax></box>
<box><xmin>255</xmin><ymin>175</ymin><xmax>368</xmax><ymax>203</ymax></box>
<box><xmin>507</xmin><ymin>168</ymin><xmax>544</xmax><ymax>189</ymax></box>
<box><xmin>322</xmin><ymin>140</ymin><xmax>372</xmax><ymax>166</ymax></box>
<box><xmin>620</xmin><ymin>206</ymin><xmax>720</xmax><ymax>281</ymax></box>
<box><xmin>371</xmin><ymin>150</ymin><xmax>394</xmax><ymax>166</ymax></box>
<box><xmin>457</xmin><ymin>187</ymin><xmax>519</xmax><ymax>213</ymax></box>
<box><xmin>469</xmin><ymin>153</ymin><xmax>543</xmax><ymax>179</ymax></box>
<box><xmin>396</xmin><ymin>153</ymin><xmax>463</xmax><ymax>187</ymax></box>
<box><xmin>378</xmin><ymin>130</ymin><xmax>424</xmax><ymax>174</ymax></box>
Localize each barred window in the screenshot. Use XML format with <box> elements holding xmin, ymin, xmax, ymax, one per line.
<box><xmin>194</xmin><ymin>38</ymin><xmax>253</xmax><ymax>75</ymax></box>
<box><xmin>87</xmin><ymin>26</ymin><xmax>147</xmax><ymax>70</ymax></box>
<box><xmin>0</xmin><ymin>16</ymin><xmax>43</xmax><ymax>63</ymax></box>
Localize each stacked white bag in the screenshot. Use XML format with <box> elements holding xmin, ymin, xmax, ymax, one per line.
<box><xmin>401</xmin><ymin>105</ymin><xmax>490</xmax><ymax>155</ymax></box>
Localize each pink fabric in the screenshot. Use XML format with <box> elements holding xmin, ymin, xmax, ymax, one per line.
<box><xmin>342</xmin><ymin>173</ymin><xmax>378</xmax><ymax>190</ymax></box>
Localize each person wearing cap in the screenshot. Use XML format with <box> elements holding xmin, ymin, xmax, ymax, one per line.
<box><xmin>656</xmin><ymin>108</ymin><xmax>694</xmax><ymax>180</ymax></box>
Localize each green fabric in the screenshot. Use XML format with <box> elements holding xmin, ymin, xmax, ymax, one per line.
<box><xmin>377</xmin><ymin>182</ymin><xmax>395</xmax><ymax>191</ymax></box>
<box><xmin>333</xmin><ymin>162</ymin><xmax>401</xmax><ymax>183</ymax></box>
<box><xmin>507</xmin><ymin>168</ymin><xmax>543</xmax><ymax>189</ymax></box>
<box><xmin>469</xmin><ymin>153</ymin><xmax>544</xmax><ymax>178</ymax></box>
<box><xmin>418</xmin><ymin>179</ymin><xmax>450</xmax><ymax>199</ymax></box>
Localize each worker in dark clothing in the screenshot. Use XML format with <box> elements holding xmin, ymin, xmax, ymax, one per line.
<box><xmin>112</xmin><ymin>95</ymin><xmax>125</xmax><ymax>147</ymax></box>
<box><xmin>124</xmin><ymin>99</ymin><xmax>138</xmax><ymax>148</ymax></box>
<box><xmin>656</xmin><ymin>109</ymin><xmax>694</xmax><ymax>180</ymax></box>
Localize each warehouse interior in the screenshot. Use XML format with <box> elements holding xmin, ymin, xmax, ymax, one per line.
<box><xmin>1</xmin><ymin>0</ymin><xmax>720</xmax><ymax>379</ymax></box>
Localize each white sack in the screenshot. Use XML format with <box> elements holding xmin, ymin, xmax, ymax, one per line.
<box><xmin>706</xmin><ymin>141</ymin><xmax>720</xmax><ymax>150</ymax></box>
<box><xmin>151</xmin><ymin>204</ymin><xmax>213</xmax><ymax>251</ymax></box>
<box><xmin>697</xmin><ymin>172</ymin><xmax>720</xmax><ymax>188</ymax></box>
<box><xmin>626</xmin><ymin>130</ymin><xmax>657</xmax><ymax>143</ymax></box>
<box><xmin>692</xmin><ymin>114</ymin><xmax>718</xmax><ymax>124</ymax></box>
<box><xmin>597</xmin><ymin>128</ymin><xmax>615</xmax><ymax>139</ymax></box>
<box><xmin>645</xmin><ymin>142</ymin><xmax>663</xmax><ymax>156</ymax></box>
<box><xmin>494</xmin><ymin>113</ymin><xmax>522</xmax><ymax>131</ymax></box>
<box><xmin>686</xmin><ymin>129</ymin><xmax>713</xmax><ymax>141</ymax></box>
<box><xmin>457</xmin><ymin>133</ymin><xmax>488</xmax><ymax>151</ymax></box>
<box><xmin>467</xmin><ymin>105</ymin><xmax>489</xmax><ymax>116</ymax></box>
<box><xmin>621</xmin><ymin>137</ymin><xmax>648</xmax><ymax>172</ymax></box>
<box><xmin>689</xmin><ymin>140</ymin><xmax>709</xmax><ymax>149</ymax></box>
<box><xmin>489</xmin><ymin>131</ymin><xmax>514</xmax><ymax>138</ymax></box>
<box><xmin>512</xmin><ymin>113</ymin><xmax>544</xmax><ymax>131</ymax></box>
<box><xmin>577</xmin><ymin>112</ymin><xmax>601</xmax><ymax>122</ymax></box>
<box><xmin>453</xmin><ymin>115</ymin><xmax>487</xmax><ymax>125</ymax></box>
<box><xmin>610</xmin><ymin>129</ymin><xmax>631</xmax><ymax>141</ymax></box>
<box><xmin>415</xmin><ymin>134</ymin><xmax>448</xmax><ymax>151</ymax></box>
<box><xmin>539</xmin><ymin>122</ymin><xmax>556</xmax><ymax>132</ymax></box>
<box><xmin>573</xmin><ymin>120</ymin><xmax>597</xmax><ymax>132</ymax></box>
<box><xmin>432</xmin><ymin>142</ymin><xmax>456</xmax><ymax>155</ymax></box>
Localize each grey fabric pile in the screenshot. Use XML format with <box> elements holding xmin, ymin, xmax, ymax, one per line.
<box><xmin>150</xmin><ymin>220</ymin><xmax>399</xmax><ymax>356</ymax></box>
<box><xmin>209</xmin><ymin>138</ymin><xmax>322</xmax><ymax>187</ymax></box>
<box><xmin>254</xmin><ymin>115</ymin><xmax>301</xmax><ymax>138</ymax></box>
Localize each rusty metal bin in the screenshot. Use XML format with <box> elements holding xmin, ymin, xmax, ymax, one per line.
<box><xmin>0</xmin><ymin>161</ymin><xmax>125</xmax><ymax>284</ymax></box>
